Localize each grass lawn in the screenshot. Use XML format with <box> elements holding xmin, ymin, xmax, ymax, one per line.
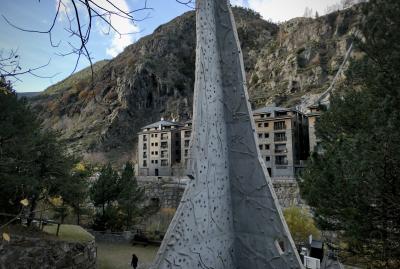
<box><xmin>43</xmin><ymin>224</ymin><xmax>94</xmax><ymax>243</ymax></box>
<box><xmin>97</xmin><ymin>242</ymin><xmax>159</xmax><ymax>269</ymax></box>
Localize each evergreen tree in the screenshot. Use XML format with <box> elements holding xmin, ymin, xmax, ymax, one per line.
<box><xmin>0</xmin><ymin>79</ymin><xmax>86</xmax><ymax>226</ymax></box>
<box><xmin>301</xmin><ymin>1</ymin><xmax>400</xmax><ymax>267</ymax></box>
<box><xmin>90</xmin><ymin>163</ymin><xmax>121</xmax><ymax>230</ymax></box>
<box><xmin>118</xmin><ymin>162</ymin><xmax>145</xmax><ymax>229</ymax></box>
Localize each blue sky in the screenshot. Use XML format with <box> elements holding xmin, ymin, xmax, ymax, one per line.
<box><xmin>0</xmin><ymin>0</ymin><xmax>340</xmax><ymax>92</ymax></box>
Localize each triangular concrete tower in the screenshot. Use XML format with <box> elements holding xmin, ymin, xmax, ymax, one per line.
<box><xmin>151</xmin><ymin>0</ymin><xmax>303</xmax><ymax>268</ymax></box>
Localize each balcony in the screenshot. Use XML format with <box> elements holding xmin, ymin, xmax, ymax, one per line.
<box><xmin>160</xmin><ymin>142</ymin><xmax>168</xmax><ymax>149</ymax></box>
<box><xmin>161</xmin><ymin>151</ymin><xmax>168</xmax><ymax>158</ymax></box>
<box><xmin>161</xmin><ymin>133</ymin><xmax>168</xmax><ymax>141</ymax></box>
<box><xmin>274</xmin><ymin>121</ymin><xmax>286</xmax><ymax>130</ymax></box>
<box><xmin>275</xmin><ymin>149</ymin><xmax>288</xmax><ymax>154</ymax></box>
<box><xmin>274</xmin><ymin>136</ymin><xmax>287</xmax><ymax>142</ymax></box>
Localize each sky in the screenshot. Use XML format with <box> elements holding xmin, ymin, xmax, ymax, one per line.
<box><xmin>0</xmin><ymin>0</ymin><xmax>340</xmax><ymax>92</ymax></box>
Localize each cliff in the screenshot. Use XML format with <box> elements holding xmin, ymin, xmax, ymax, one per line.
<box><xmin>30</xmin><ymin>6</ymin><xmax>363</xmax><ymax>164</ymax></box>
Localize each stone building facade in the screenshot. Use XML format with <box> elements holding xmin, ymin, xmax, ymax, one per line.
<box><xmin>253</xmin><ymin>105</ymin><xmax>309</xmax><ymax>180</ymax></box>
<box><xmin>137</xmin><ymin>119</ymin><xmax>182</xmax><ymax>176</ymax></box>
<box><xmin>138</xmin><ymin>106</ymin><xmax>310</xmax><ymax>180</ymax></box>
<box><xmin>180</xmin><ymin>120</ymin><xmax>192</xmax><ymax>167</ymax></box>
<box><xmin>306</xmin><ymin>105</ymin><xmax>322</xmax><ymax>153</ymax></box>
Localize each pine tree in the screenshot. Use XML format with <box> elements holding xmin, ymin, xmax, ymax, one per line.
<box><xmin>301</xmin><ymin>1</ymin><xmax>400</xmax><ymax>267</ymax></box>
<box><xmin>0</xmin><ymin>79</ymin><xmax>85</xmax><ymax>226</ymax></box>
<box><xmin>118</xmin><ymin>162</ymin><xmax>145</xmax><ymax>229</ymax></box>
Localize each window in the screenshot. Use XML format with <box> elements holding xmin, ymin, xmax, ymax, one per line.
<box><xmin>264</xmin><ymin>133</ymin><xmax>269</xmax><ymax>138</ymax></box>
<box><xmin>274</xmin><ymin>121</ymin><xmax>286</xmax><ymax>130</ymax></box>
<box><xmin>161</xmin><ymin>142</ymin><xmax>168</xmax><ymax>148</ymax></box>
<box><xmin>184</xmin><ymin>131</ymin><xmax>191</xmax><ymax>138</ymax></box>
<box><xmin>151</xmin><ymin>134</ymin><xmax>154</xmax><ymax>137</ymax></box>
<box><xmin>143</xmin><ymin>135</ymin><xmax>147</xmax><ymax>141</ymax></box>
<box><xmin>258</xmin><ymin>133</ymin><xmax>263</xmax><ymax>138</ymax></box>
<box><xmin>264</xmin><ymin>123</ymin><xmax>269</xmax><ymax>127</ymax></box>
<box><xmin>275</xmin><ymin>155</ymin><xmax>288</xmax><ymax>165</ymax></box>
<box><xmin>151</xmin><ymin>160</ymin><xmax>154</xmax><ymax>164</ymax></box>
<box><xmin>143</xmin><ymin>160</ymin><xmax>147</xmax><ymax>167</ymax></box>
<box><xmin>258</xmin><ymin>123</ymin><xmax>262</xmax><ymax>128</ymax></box>
<box><xmin>259</xmin><ymin>144</ymin><xmax>263</xmax><ymax>150</ymax></box>
<box><xmin>151</xmin><ymin>151</ymin><xmax>154</xmax><ymax>155</ymax></box>
<box><xmin>260</xmin><ymin>114</ymin><xmax>265</xmax><ymax>118</ymax></box>
<box><xmin>276</xmin><ymin>111</ymin><xmax>288</xmax><ymax>117</ymax></box>
<box><xmin>275</xmin><ymin>144</ymin><xmax>287</xmax><ymax>153</ymax></box>
<box><xmin>265</xmin><ymin>156</ymin><xmax>270</xmax><ymax>162</ymax></box>
<box><xmin>151</xmin><ymin>143</ymin><xmax>154</xmax><ymax>146</ymax></box>
<box><xmin>161</xmin><ymin>151</ymin><xmax>168</xmax><ymax>158</ymax></box>
<box><xmin>265</xmin><ymin>144</ymin><xmax>270</xmax><ymax>150</ymax></box>
<box><xmin>274</xmin><ymin>132</ymin><xmax>286</xmax><ymax>142</ymax></box>
<box><xmin>184</xmin><ymin>149</ymin><xmax>189</xmax><ymax>157</ymax></box>
<box><xmin>184</xmin><ymin>140</ymin><xmax>190</xmax><ymax>147</ymax></box>
<box><xmin>155</xmin><ymin>160</ymin><xmax>158</xmax><ymax>164</ymax></box>
<box><xmin>155</xmin><ymin>134</ymin><xmax>158</xmax><ymax>137</ymax></box>
<box><xmin>161</xmin><ymin>133</ymin><xmax>168</xmax><ymax>140</ymax></box>
<box><xmin>143</xmin><ymin>152</ymin><xmax>147</xmax><ymax>158</ymax></box>
<box><xmin>155</xmin><ymin>151</ymin><xmax>158</xmax><ymax>155</ymax></box>
<box><xmin>143</xmin><ymin>143</ymin><xmax>147</xmax><ymax>149</ymax></box>
<box><xmin>161</xmin><ymin>160</ymin><xmax>168</xmax><ymax>166</ymax></box>
<box><xmin>155</xmin><ymin>142</ymin><xmax>158</xmax><ymax>146</ymax></box>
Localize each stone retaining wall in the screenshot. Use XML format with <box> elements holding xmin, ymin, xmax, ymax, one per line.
<box><xmin>0</xmin><ymin>237</ymin><xmax>96</xmax><ymax>269</ymax></box>
<box><xmin>137</xmin><ymin>176</ymin><xmax>187</xmax><ymax>209</ymax></box>
<box><xmin>137</xmin><ymin>176</ymin><xmax>300</xmax><ymax>209</ymax></box>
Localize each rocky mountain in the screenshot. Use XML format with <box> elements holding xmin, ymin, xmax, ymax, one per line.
<box><xmin>30</xmin><ymin>5</ymin><xmax>363</xmax><ymax>165</ymax></box>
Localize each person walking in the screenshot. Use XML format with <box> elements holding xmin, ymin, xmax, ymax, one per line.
<box><xmin>131</xmin><ymin>253</ymin><xmax>138</xmax><ymax>269</ymax></box>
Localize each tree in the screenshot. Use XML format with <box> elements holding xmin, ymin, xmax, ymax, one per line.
<box><xmin>301</xmin><ymin>1</ymin><xmax>400</xmax><ymax>267</ymax></box>
<box><xmin>118</xmin><ymin>162</ymin><xmax>145</xmax><ymax>229</ymax></box>
<box><xmin>303</xmin><ymin>7</ymin><xmax>313</xmax><ymax>18</ymax></box>
<box><xmin>90</xmin><ymin>163</ymin><xmax>120</xmax><ymax>217</ymax></box>
<box><xmin>284</xmin><ymin>207</ymin><xmax>320</xmax><ymax>245</ymax></box>
<box><xmin>0</xmin><ymin>79</ymin><xmax>87</xmax><ymax>226</ymax></box>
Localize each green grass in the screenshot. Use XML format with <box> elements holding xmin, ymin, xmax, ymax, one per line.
<box><xmin>97</xmin><ymin>242</ymin><xmax>158</xmax><ymax>269</ymax></box>
<box><xmin>43</xmin><ymin>224</ymin><xmax>94</xmax><ymax>243</ymax></box>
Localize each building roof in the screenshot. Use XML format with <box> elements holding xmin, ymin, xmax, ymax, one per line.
<box><xmin>141</xmin><ymin>119</ymin><xmax>182</xmax><ymax>130</ymax></box>
<box><xmin>252</xmin><ymin>105</ymin><xmax>292</xmax><ymax>114</ymax></box>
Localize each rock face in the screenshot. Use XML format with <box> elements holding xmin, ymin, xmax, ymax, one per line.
<box><xmin>30</xmin><ymin>5</ymin><xmax>362</xmax><ymax>164</ymax></box>
<box><xmin>0</xmin><ymin>237</ymin><xmax>96</xmax><ymax>269</ymax></box>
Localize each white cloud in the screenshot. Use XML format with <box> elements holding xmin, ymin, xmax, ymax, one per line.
<box><xmin>57</xmin><ymin>0</ymin><xmax>140</xmax><ymax>57</ymax></box>
<box><xmin>246</xmin><ymin>0</ymin><xmax>340</xmax><ymax>22</ymax></box>
<box><xmin>91</xmin><ymin>0</ymin><xmax>140</xmax><ymax>57</ymax></box>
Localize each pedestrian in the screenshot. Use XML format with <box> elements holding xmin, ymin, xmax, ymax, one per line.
<box><xmin>131</xmin><ymin>253</ymin><xmax>138</xmax><ymax>269</ymax></box>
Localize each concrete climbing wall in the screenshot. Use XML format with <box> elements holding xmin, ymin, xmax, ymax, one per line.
<box><xmin>151</xmin><ymin>0</ymin><xmax>303</xmax><ymax>268</ymax></box>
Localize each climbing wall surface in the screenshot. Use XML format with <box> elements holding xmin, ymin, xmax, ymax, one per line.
<box><xmin>150</xmin><ymin>0</ymin><xmax>303</xmax><ymax>268</ymax></box>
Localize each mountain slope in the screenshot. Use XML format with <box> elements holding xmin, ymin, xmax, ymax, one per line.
<box><xmin>31</xmin><ymin>6</ymin><xmax>362</xmax><ymax>164</ymax></box>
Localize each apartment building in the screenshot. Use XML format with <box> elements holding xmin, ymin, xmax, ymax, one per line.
<box><xmin>138</xmin><ymin>119</ymin><xmax>182</xmax><ymax>176</ymax></box>
<box><xmin>138</xmin><ymin>106</ymin><xmax>309</xmax><ymax>180</ymax></box>
<box><xmin>253</xmin><ymin>105</ymin><xmax>309</xmax><ymax>180</ymax></box>
<box><xmin>306</xmin><ymin>105</ymin><xmax>322</xmax><ymax>153</ymax></box>
<box><xmin>180</xmin><ymin>120</ymin><xmax>192</xmax><ymax>166</ymax></box>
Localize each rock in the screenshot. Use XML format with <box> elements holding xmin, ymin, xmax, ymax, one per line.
<box><xmin>29</xmin><ymin>5</ymin><xmax>365</xmax><ymax>165</ymax></box>
<box><xmin>0</xmin><ymin>236</ymin><xmax>96</xmax><ymax>269</ymax></box>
